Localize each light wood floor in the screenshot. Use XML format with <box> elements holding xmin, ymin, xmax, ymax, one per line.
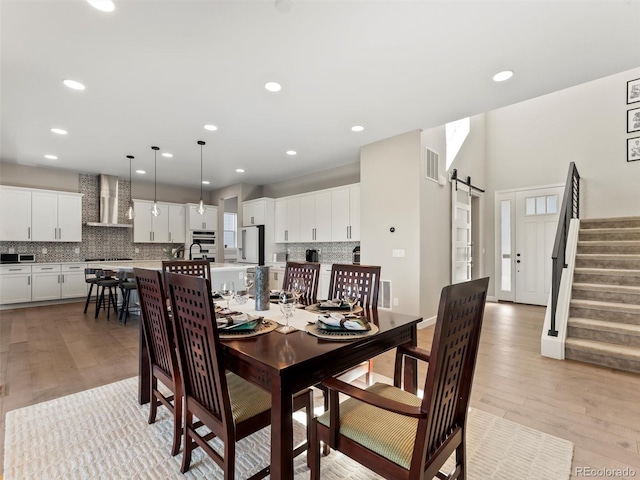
<box><xmin>1</xmin><ymin>301</ymin><xmax>639</xmax><ymax>478</ymax></box>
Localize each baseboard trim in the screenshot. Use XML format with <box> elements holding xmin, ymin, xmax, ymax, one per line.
<box><xmin>418</xmin><ymin>315</ymin><xmax>437</xmax><ymax>329</ymax></box>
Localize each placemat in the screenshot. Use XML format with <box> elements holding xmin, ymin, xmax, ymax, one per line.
<box><xmin>304</xmin><ymin>322</ymin><xmax>379</xmax><ymax>341</ymax></box>
<box><xmin>218</xmin><ymin>319</ymin><xmax>278</xmax><ymax>339</ymax></box>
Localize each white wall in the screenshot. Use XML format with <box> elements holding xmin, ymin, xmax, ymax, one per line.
<box><xmin>361</xmin><ymin>131</ymin><xmax>422</xmax><ymax>316</ymax></box>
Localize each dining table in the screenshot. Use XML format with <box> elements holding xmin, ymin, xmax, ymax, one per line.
<box><xmin>137</xmin><ymin>296</ymin><xmax>422</xmax><ymax>480</ymax></box>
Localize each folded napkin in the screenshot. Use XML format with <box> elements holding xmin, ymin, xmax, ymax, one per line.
<box><xmin>317</xmin><ymin>313</ymin><xmax>369</xmax><ymax>331</ymax></box>
<box><xmin>217</xmin><ymin>312</ymin><xmax>252</xmax><ymax>329</ymax></box>
<box><xmin>318</xmin><ymin>299</ymin><xmax>349</xmax><ymax>309</ymax></box>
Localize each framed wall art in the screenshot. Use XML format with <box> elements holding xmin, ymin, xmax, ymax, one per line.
<box><xmin>628</xmin><ymin>137</ymin><xmax>640</xmax><ymax>162</ymax></box>
<box><xmin>628</xmin><ymin>107</ymin><xmax>640</xmax><ymax>133</ymax></box>
<box><xmin>628</xmin><ymin>78</ymin><xmax>640</xmax><ymax>104</ymax></box>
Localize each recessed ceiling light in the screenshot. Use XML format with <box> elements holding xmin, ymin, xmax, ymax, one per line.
<box><xmin>162</xmin><ymin>152</ymin><xmax>173</xmax><ymax>158</ymax></box>
<box><xmin>204</xmin><ymin>124</ymin><xmax>218</xmax><ymax>131</ymax></box>
<box><xmin>493</xmin><ymin>70</ymin><xmax>514</xmax><ymax>82</ymax></box>
<box><xmin>51</xmin><ymin>128</ymin><xmax>68</xmax><ymax>135</ymax></box>
<box><xmin>87</xmin><ymin>0</ymin><xmax>115</xmax><ymax>12</ymax></box>
<box><xmin>351</xmin><ymin>125</ymin><xmax>364</xmax><ymax>132</ymax></box>
<box><xmin>264</xmin><ymin>81</ymin><xmax>282</xmax><ymax>92</ymax></box>
<box><xmin>63</xmin><ymin>79</ymin><xmax>85</xmax><ymax>91</ymax></box>
<box><xmin>236</xmin><ymin>169</ymin><xmax>245</xmax><ymax>173</ymax></box>
<box><xmin>286</xmin><ymin>150</ymin><xmax>297</xmax><ymax>156</ymax></box>
<box><xmin>44</xmin><ymin>154</ymin><xmax>58</xmax><ymax>160</ymax></box>
<box><xmin>202</xmin><ymin>180</ymin><xmax>210</xmax><ymax>185</ymax></box>
<box><xmin>136</xmin><ymin>170</ymin><xmax>146</xmax><ymax>174</ymax></box>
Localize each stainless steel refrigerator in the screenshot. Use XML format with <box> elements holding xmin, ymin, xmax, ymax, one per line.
<box><xmin>237</xmin><ymin>225</ymin><xmax>265</xmax><ymax>265</ymax></box>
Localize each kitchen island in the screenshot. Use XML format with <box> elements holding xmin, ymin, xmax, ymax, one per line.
<box><xmin>87</xmin><ymin>260</ymin><xmax>254</xmax><ymax>290</ymax></box>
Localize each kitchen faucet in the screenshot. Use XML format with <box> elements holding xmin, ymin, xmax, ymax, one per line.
<box><xmin>189</xmin><ymin>242</ymin><xmax>203</xmax><ymax>260</ymax></box>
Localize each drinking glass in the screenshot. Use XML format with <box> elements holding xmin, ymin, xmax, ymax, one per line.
<box><xmin>342</xmin><ymin>281</ymin><xmax>360</xmax><ymax>312</ymax></box>
<box><xmin>243</xmin><ymin>272</ymin><xmax>254</xmax><ymax>295</ymax></box>
<box><xmin>277</xmin><ymin>290</ymin><xmax>296</xmax><ymax>334</ymax></box>
<box><xmin>220</xmin><ymin>282</ymin><xmax>235</xmax><ymax>310</ymax></box>
<box><xmin>291</xmin><ymin>278</ymin><xmax>306</xmax><ymax>307</ymax></box>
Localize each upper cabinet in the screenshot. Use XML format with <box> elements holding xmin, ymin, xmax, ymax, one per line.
<box><xmin>300</xmin><ymin>191</ymin><xmax>332</xmax><ymax>242</ymax></box>
<box><xmin>0</xmin><ymin>186</ymin><xmax>82</xmax><ymax>242</ymax></box>
<box><xmin>275</xmin><ymin>197</ymin><xmax>301</xmax><ymax>243</ymax></box>
<box><xmin>331</xmin><ymin>184</ymin><xmax>360</xmax><ymax>242</ymax></box>
<box><xmin>242</xmin><ymin>198</ymin><xmax>272</xmax><ymax>227</ymax></box>
<box><xmin>187</xmin><ymin>204</ymin><xmax>218</xmax><ymax>231</ymax></box>
<box><xmin>133</xmin><ymin>200</ymin><xmax>184</xmax><ymax>243</ymax></box>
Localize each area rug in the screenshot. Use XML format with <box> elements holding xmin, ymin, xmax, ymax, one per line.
<box><xmin>3</xmin><ymin>378</ymin><xmax>573</xmax><ymax>479</ymax></box>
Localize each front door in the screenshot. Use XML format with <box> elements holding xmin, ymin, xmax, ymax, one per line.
<box><xmin>514</xmin><ymin>186</ymin><xmax>563</xmax><ymax>305</ymax></box>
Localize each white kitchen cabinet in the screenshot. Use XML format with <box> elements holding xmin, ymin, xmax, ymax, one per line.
<box><xmin>168</xmin><ymin>204</ymin><xmax>186</xmax><ymax>243</ymax></box>
<box><xmin>31</xmin><ymin>191</ymin><xmax>82</xmax><ymax>242</ymax></box>
<box><xmin>0</xmin><ymin>186</ymin><xmax>81</xmax><ymax>242</ymax></box>
<box><xmin>274</xmin><ymin>197</ymin><xmax>301</xmax><ymax>243</ymax></box>
<box><xmin>133</xmin><ymin>200</ymin><xmax>171</xmax><ymax>243</ymax></box>
<box><xmin>32</xmin><ymin>265</ymin><xmax>62</xmax><ymax>302</ymax></box>
<box><xmin>187</xmin><ymin>204</ymin><xmax>218</xmax><ymax>230</ymax></box>
<box><xmin>0</xmin><ymin>265</ymin><xmax>32</xmax><ymax>304</ymax></box>
<box><xmin>269</xmin><ymin>266</ymin><xmax>285</xmax><ymax>291</ymax></box>
<box><xmin>0</xmin><ymin>187</ymin><xmax>32</xmax><ymax>240</ymax></box>
<box><xmin>242</xmin><ymin>199</ymin><xmax>269</xmax><ymax>227</ymax></box>
<box><xmin>300</xmin><ymin>192</ymin><xmax>332</xmax><ymax>242</ymax></box>
<box><xmin>331</xmin><ymin>184</ymin><xmax>360</xmax><ymax>241</ymax></box>
<box><xmin>61</xmin><ymin>264</ymin><xmax>88</xmax><ymax>299</ymax></box>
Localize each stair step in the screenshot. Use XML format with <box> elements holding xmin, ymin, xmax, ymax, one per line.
<box><xmin>565</xmin><ymin>338</ymin><xmax>640</xmax><ymax>373</ymax></box>
<box><xmin>574</xmin><ymin>267</ymin><xmax>640</xmax><ymax>286</ymax></box>
<box><xmin>579</xmin><ymin>227</ymin><xmax>640</xmax><ymax>241</ymax></box>
<box><xmin>572</xmin><ymin>282</ymin><xmax>640</xmax><ymax>303</ymax></box>
<box><xmin>577</xmin><ymin>240</ymin><xmax>640</xmax><ymax>254</ymax></box>
<box><xmin>567</xmin><ymin>317</ymin><xmax>640</xmax><ymax>347</ymax></box>
<box><xmin>580</xmin><ymin>217</ymin><xmax>640</xmax><ymax>229</ymax></box>
<box><xmin>575</xmin><ymin>254</ymin><xmax>640</xmax><ymax>269</ymax></box>
<box><xmin>570</xmin><ymin>299</ymin><xmax>640</xmax><ymax>325</ymax></box>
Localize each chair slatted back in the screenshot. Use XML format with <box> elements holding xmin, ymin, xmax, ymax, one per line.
<box><xmin>167</xmin><ymin>272</ymin><xmax>231</xmax><ymax>426</ymax></box>
<box><xmin>282</xmin><ymin>261</ymin><xmax>321</xmax><ymax>305</ymax></box>
<box><xmin>162</xmin><ymin>260</ymin><xmax>212</xmax><ymax>297</ymax></box>
<box><xmin>414</xmin><ymin>277</ymin><xmax>489</xmax><ymax>471</ymax></box>
<box><xmin>327</xmin><ymin>264</ymin><xmax>381</xmax><ymax>308</ymax></box>
<box><xmin>134</xmin><ymin>268</ymin><xmax>176</xmax><ymax>380</ymax></box>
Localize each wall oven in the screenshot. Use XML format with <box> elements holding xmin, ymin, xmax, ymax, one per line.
<box><xmin>189</xmin><ymin>230</ymin><xmax>216</xmax><ymax>261</ymax></box>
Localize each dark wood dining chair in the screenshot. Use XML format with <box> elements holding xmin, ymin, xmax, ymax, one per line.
<box><xmin>133</xmin><ymin>267</ymin><xmax>182</xmax><ymax>457</ymax></box>
<box><xmin>327</xmin><ymin>263</ymin><xmax>381</xmax><ymax>308</ymax></box>
<box><xmin>282</xmin><ymin>261</ymin><xmax>320</xmax><ymax>305</ymax></box>
<box><xmin>327</xmin><ymin>263</ymin><xmax>382</xmax><ymax>385</ymax></box>
<box><xmin>166</xmin><ymin>272</ymin><xmax>313</xmax><ymax>477</ymax></box>
<box><xmin>309</xmin><ymin>277</ymin><xmax>490</xmax><ymax>480</ymax></box>
<box><xmin>162</xmin><ymin>260</ymin><xmax>211</xmax><ymax>289</ymax></box>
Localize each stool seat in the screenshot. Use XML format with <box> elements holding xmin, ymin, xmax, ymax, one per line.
<box><xmin>95</xmin><ymin>270</ymin><xmax>119</xmax><ymax>320</ymax></box>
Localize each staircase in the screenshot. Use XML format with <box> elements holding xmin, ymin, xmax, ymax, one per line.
<box><xmin>566</xmin><ymin>216</ymin><xmax>640</xmax><ymax>373</ymax></box>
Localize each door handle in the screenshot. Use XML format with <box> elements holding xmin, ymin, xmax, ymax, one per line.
<box><xmin>516</xmin><ymin>260</ymin><xmax>521</xmax><ymax>264</ymax></box>
<box><xmin>28</xmin><ymin>227</ymin><xmax>31</xmax><ymax>239</ymax></box>
<box><xmin>28</xmin><ymin>276</ymin><xmax>31</xmax><ymax>286</ymax></box>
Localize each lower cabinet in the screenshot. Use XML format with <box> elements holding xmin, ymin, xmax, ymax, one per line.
<box><xmin>0</xmin><ymin>266</ymin><xmax>32</xmax><ymax>305</ymax></box>
<box><xmin>32</xmin><ymin>268</ymin><xmax>62</xmax><ymax>301</ymax></box>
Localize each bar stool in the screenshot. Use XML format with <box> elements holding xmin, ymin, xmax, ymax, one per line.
<box><xmin>117</xmin><ymin>270</ymin><xmax>137</xmax><ymax>324</ymax></box>
<box><xmin>95</xmin><ymin>270</ymin><xmax>119</xmax><ymax>320</ymax></box>
<box><xmin>83</xmin><ymin>268</ymin><xmax>100</xmax><ymax>314</ymax></box>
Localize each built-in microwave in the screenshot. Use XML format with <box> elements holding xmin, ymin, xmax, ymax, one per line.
<box><xmin>0</xmin><ymin>253</ymin><xmax>35</xmax><ymax>264</ymax></box>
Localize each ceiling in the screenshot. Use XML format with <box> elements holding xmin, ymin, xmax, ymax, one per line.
<box><xmin>2</xmin><ymin>0</ymin><xmax>639</xmax><ymax>190</ymax></box>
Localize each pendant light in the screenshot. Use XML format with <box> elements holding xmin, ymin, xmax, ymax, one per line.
<box><xmin>126</xmin><ymin>155</ymin><xmax>135</xmax><ymax>220</ymax></box>
<box><xmin>150</xmin><ymin>146</ymin><xmax>161</xmax><ymax>217</ymax></box>
<box><xmin>196</xmin><ymin>140</ymin><xmax>206</xmax><ymax>215</ymax></box>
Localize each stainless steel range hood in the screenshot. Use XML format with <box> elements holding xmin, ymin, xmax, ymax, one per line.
<box><xmin>85</xmin><ymin>174</ymin><xmax>133</xmax><ymax>228</ymax></box>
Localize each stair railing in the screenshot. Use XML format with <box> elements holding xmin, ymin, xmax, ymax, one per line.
<box><xmin>549</xmin><ymin>162</ymin><xmax>580</xmax><ymax>337</ymax></box>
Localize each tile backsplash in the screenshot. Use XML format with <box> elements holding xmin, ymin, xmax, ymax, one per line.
<box><xmin>0</xmin><ymin>174</ymin><xmax>175</xmax><ymax>263</ymax></box>
<box><xmin>282</xmin><ymin>241</ymin><xmax>359</xmax><ymax>264</ymax></box>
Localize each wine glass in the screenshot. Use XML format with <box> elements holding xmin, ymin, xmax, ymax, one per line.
<box><xmin>220</xmin><ymin>281</ymin><xmax>235</xmax><ymax>310</ymax></box>
<box><xmin>291</xmin><ymin>278</ymin><xmax>306</xmax><ymax>307</ymax></box>
<box><xmin>277</xmin><ymin>290</ymin><xmax>296</xmax><ymax>334</ymax></box>
<box><xmin>342</xmin><ymin>281</ymin><xmax>360</xmax><ymax>312</ymax></box>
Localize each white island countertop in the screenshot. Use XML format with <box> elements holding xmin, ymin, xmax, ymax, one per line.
<box><xmin>87</xmin><ymin>260</ymin><xmax>254</xmax><ymax>272</ymax></box>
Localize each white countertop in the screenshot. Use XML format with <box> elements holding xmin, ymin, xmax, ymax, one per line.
<box><xmin>87</xmin><ymin>260</ymin><xmax>251</xmax><ymax>272</ymax></box>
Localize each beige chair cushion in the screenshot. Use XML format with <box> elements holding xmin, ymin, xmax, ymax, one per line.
<box><xmin>227</xmin><ymin>372</ymin><xmax>271</xmax><ymax>424</ymax></box>
<box><xmin>317</xmin><ymin>382</ymin><xmax>422</xmax><ymax>469</ymax></box>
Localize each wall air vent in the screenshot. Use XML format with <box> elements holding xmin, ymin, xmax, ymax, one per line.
<box><xmin>424</xmin><ymin>148</ymin><xmax>439</xmax><ymax>182</ymax></box>
<box><xmin>378</xmin><ymin>279</ymin><xmax>392</xmax><ymax>310</ymax></box>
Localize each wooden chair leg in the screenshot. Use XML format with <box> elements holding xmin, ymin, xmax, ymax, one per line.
<box><xmin>309</xmin><ymin>418</ymin><xmax>321</xmax><ymax>480</ymax></box>
<box><xmin>322</xmin><ymin>387</ymin><xmax>330</xmax><ymax>455</ymax></box>
<box><xmin>224</xmin><ymin>440</ymin><xmax>235</xmax><ymax>479</ymax></box>
<box><xmin>171</xmin><ymin>384</ymin><xmax>182</xmax><ymax>457</ymax></box>
<box><xmin>180</xmin><ymin>410</ymin><xmax>193</xmax><ymax>474</ymax></box>
<box><xmin>148</xmin><ymin>377</ymin><xmax>158</xmax><ymax>424</ymax></box>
